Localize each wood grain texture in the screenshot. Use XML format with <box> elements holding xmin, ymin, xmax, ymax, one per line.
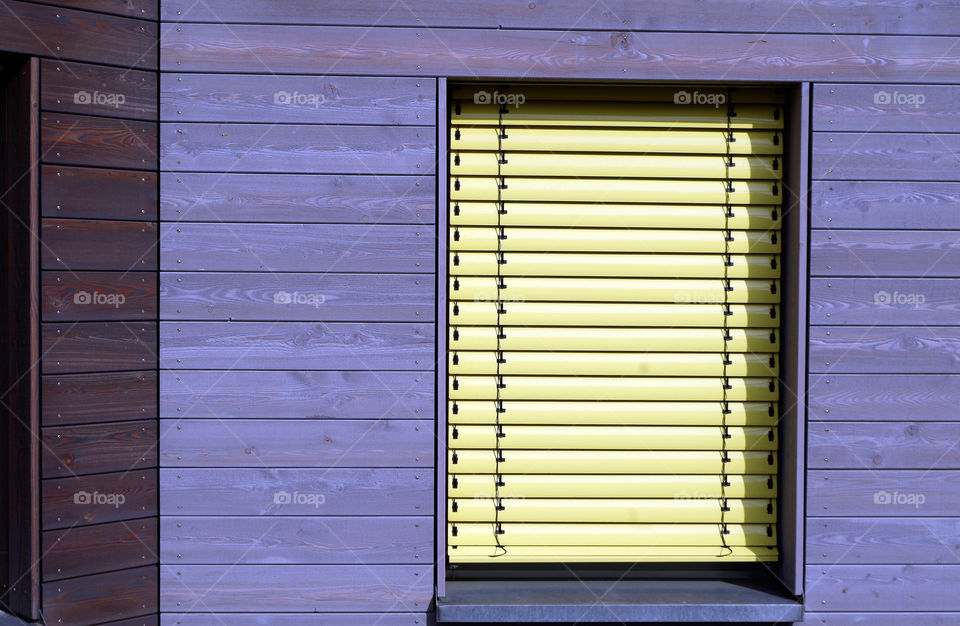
<box><xmin>160</xmin><ymin>223</ymin><xmax>433</xmax><ymax>272</ymax></box>
<box><xmin>42</xmin><ymin>322</ymin><xmax>157</xmax><ymax>374</ymax></box>
<box><xmin>42</xmin><ymin>165</ymin><xmax>156</xmax><ymax>220</ymax></box>
<box><xmin>813</xmin><ymin>133</ymin><xmax>960</xmax><ymax>181</ymax></box>
<box><xmin>159</xmin><ymin>25</ymin><xmax>960</xmax><ymax>81</ymax></box>
<box><xmin>800</xmin><ymin>613</ymin><xmax>960</xmax><ymax>625</ymax></box>
<box><xmin>160</xmin><ymin>565</ymin><xmax>431</xmax><ymax>612</ymax></box>
<box><xmin>43</xmin><ymin>419</ymin><xmax>156</xmax><ymax>477</ymax></box>
<box><xmin>42</xmin><ymin>518</ymin><xmax>157</xmax><ymax>581</ymax></box>
<box><xmin>159</xmin><ymin>322</ymin><xmax>432</xmax><ymax>370</ymax></box>
<box><xmin>0</xmin><ymin>0</ymin><xmax>156</xmax><ymax>68</ymax></box>
<box><xmin>33</xmin><ymin>0</ymin><xmax>158</xmax><ymax>19</ymax></box>
<box><xmin>810</xmin><ymin>279</ymin><xmax>960</xmax><ymax>326</ymax></box>
<box><xmin>160</xmin><ymin>516</ymin><xmax>430</xmax><ymax>564</ymax></box>
<box><xmin>806</xmin><ymin>566</ymin><xmax>960</xmax><ymax>611</ymax></box>
<box><xmin>159</xmin><ymin>370</ymin><xmax>431</xmax><ymax>419</ymax></box>
<box><xmin>160</xmin><ymin>615</ymin><xmax>426</xmax><ymax>625</ymax></box>
<box><xmin>810</xmin><ymin>230</ymin><xmax>960</xmax><ymax>277</ymax></box>
<box><xmin>42</xmin><ymin>113</ymin><xmax>157</xmax><ymax>169</ymax></box>
<box><xmin>808</xmin><ymin>470</ymin><xmax>960</xmax><ymax>517</ymax></box>
<box><xmin>41</xmin><ymin>271</ymin><xmax>156</xmax><ymax>321</ymax></box>
<box><xmin>42</xmin><ymin>370</ymin><xmax>157</xmax><ymax>426</ymax></box>
<box><xmin>161</xmin><ymin>74</ymin><xmax>435</xmax><ymax>124</ymax></box>
<box><xmin>42</xmin><ymin>219</ymin><xmax>157</xmax><ymax>271</ymax></box>
<box><xmin>160</xmin><ymin>419</ymin><xmax>432</xmax><ymax>468</ymax></box>
<box><xmin>160</xmin><ymin>273</ymin><xmax>434</xmax><ymax>322</ymax></box>
<box><xmin>813</xmin><ymin>84</ymin><xmax>960</xmax><ymax>132</ymax></box>
<box><xmin>42</xmin><ymin>565</ymin><xmax>157</xmax><ymax>626</ymax></box>
<box><xmin>811</xmin><ymin>181</ymin><xmax>960</xmax><ymax>230</ymax></box>
<box><xmin>809</xmin><ymin>422</ymin><xmax>960</xmax><ymax>470</ymax></box>
<box><xmin>160</xmin><ymin>173</ymin><xmax>433</xmax><ymax>224</ymax></box>
<box><xmin>807</xmin><ymin>517</ymin><xmax>960</xmax><ymax>564</ymax></box>
<box><xmin>809</xmin><ymin>327</ymin><xmax>960</xmax><ymax>374</ymax></box>
<box><xmin>41</xmin><ymin>59</ymin><xmax>157</xmax><ymax>120</ymax></box>
<box><xmin>42</xmin><ymin>470</ymin><xmax>156</xmax><ymax>529</ymax></box>
<box><xmin>160</xmin><ymin>468</ymin><xmax>432</xmax><ymax>515</ymax></box>
<box><xmin>808</xmin><ymin>374</ymin><xmax>960</xmax><ymax>423</ymax></box>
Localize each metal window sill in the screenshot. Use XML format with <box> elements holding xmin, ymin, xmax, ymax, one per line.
<box><xmin>437</xmin><ymin>579</ymin><xmax>803</xmax><ymax>623</ymax></box>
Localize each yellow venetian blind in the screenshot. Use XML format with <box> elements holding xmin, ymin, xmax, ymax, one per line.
<box><xmin>446</xmin><ymin>84</ymin><xmax>782</xmax><ymax>563</ymax></box>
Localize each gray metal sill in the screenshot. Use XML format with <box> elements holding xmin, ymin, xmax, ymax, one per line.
<box><xmin>437</xmin><ymin>579</ymin><xmax>803</xmax><ymax>623</ymax></box>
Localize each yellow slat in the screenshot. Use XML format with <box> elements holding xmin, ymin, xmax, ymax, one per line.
<box><xmin>449</xmin><ymin>523</ymin><xmax>777</xmax><ymax>546</ymax></box>
<box><xmin>451</xmin><ymin>177</ymin><xmax>780</xmax><ymax>204</ymax></box>
<box><xmin>450</xmin><ymin>85</ymin><xmax>785</xmax><ymax>104</ymax></box>
<box><xmin>449</xmin><ymin>498</ymin><xmax>776</xmax><ymax>523</ymax></box>
<box><xmin>448</xmin><ymin>473</ymin><xmax>777</xmax><ymax>498</ymax></box>
<box><xmin>450</xmin><ymin>252</ymin><xmax>780</xmax><ymax>279</ymax></box>
<box><xmin>448</xmin><ymin>401</ymin><xmax>778</xmax><ymax>426</ymax></box>
<box><xmin>450</xmin><ymin>227</ymin><xmax>779</xmax><ymax>253</ymax></box>
<box><xmin>449</xmin><ymin>425</ymin><xmax>777</xmax><ymax>451</ymax></box>
<box><xmin>449</xmin><ymin>450</ymin><xmax>777</xmax><ymax>474</ymax></box>
<box><xmin>451</xmin><ymin>302</ymin><xmax>780</xmax><ymax>328</ymax></box>
<box><xmin>448</xmin><ymin>545</ymin><xmax>777</xmax><ymax>562</ymax></box>
<box><xmin>452</xmin><ymin>153</ymin><xmax>781</xmax><ymax>179</ymax></box>
<box><xmin>450</xmin><ymin>327</ymin><xmax>777</xmax><ymax>352</ymax></box>
<box><xmin>449</xmin><ymin>352</ymin><xmax>778</xmax><ymax>377</ymax></box>
<box><xmin>449</xmin><ymin>375</ymin><xmax>778</xmax><ymax>401</ymax></box>
<box><xmin>451</xmin><ymin>277</ymin><xmax>780</xmax><ymax>304</ymax></box>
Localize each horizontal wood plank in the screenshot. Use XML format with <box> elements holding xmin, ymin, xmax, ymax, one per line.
<box><xmin>809</xmin><ymin>327</ymin><xmax>960</xmax><ymax>374</ymax></box>
<box><xmin>813</xmin><ymin>83</ymin><xmax>960</xmax><ymax>132</ymax></box>
<box><xmin>35</xmin><ymin>0</ymin><xmax>158</xmax><ymax>19</ymax></box>
<box><xmin>160</xmin><ymin>223</ymin><xmax>433</xmax><ymax>272</ymax></box>
<box><xmin>42</xmin><ymin>113</ymin><xmax>157</xmax><ymax>169</ymax></box>
<box><xmin>813</xmin><ymin>133</ymin><xmax>960</xmax><ymax>181</ymax></box>
<box><xmin>42</xmin><ymin>218</ymin><xmax>157</xmax><ymax>271</ymax></box>
<box><xmin>811</xmin><ymin>230</ymin><xmax>960</xmax><ymax>277</ymax></box>
<box><xmin>809</xmin><ymin>470</ymin><xmax>960</xmax><ymax>517</ymax></box>
<box><xmin>160</xmin><ymin>124</ymin><xmax>433</xmax><ymax>174</ymax></box>
<box><xmin>160</xmin><ymin>173</ymin><xmax>433</xmax><ymax>224</ymax></box>
<box><xmin>808</xmin><ymin>374</ymin><xmax>960</xmax><ymax>423</ymax></box>
<box><xmin>161</xmin><ymin>74</ymin><xmax>434</xmax><ymax>124</ymax></box>
<box><xmin>42</xmin><ymin>322</ymin><xmax>157</xmax><ymax>374</ymax></box>
<box><xmin>43</xmin><ymin>419</ymin><xmax>156</xmax><ymax>477</ymax></box>
<box><xmin>160</xmin><ymin>516</ymin><xmax>430</xmax><ymax>564</ymax></box>
<box><xmin>809</xmin><ymin>422</ymin><xmax>960</xmax><ymax>470</ymax></box>
<box><xmin>42</xmin><ymin>165</ymin><xmax>157</xmax><ymax>220</ymax></box>
<box><xmin>160</xmin><ymin>565</ymin><xmax>431</xmax><ymax>612</ymax></box>
<box><xmin>807</xmin><ymin>517</ymin><xmax>960</xmax><ymax>564</ymax></box>
<box><xmin>800</xmin><ymin>613</ymin><xmax>960</xmax><ymax>625</ymax></box>
<box><xmin>42</xmin><ymin>370</ymin><xmax>157</xmax><ymax>426</ymax></box>
<box><xmin>160</xmin><ymin>468</ymin><xmax>431</xmax><ymax>515</ymax></box>
<box><xmin>810</xmin><ymin>279</ymin><xmax>960</xmax><ymax>326</ymax></box>
<box><xmin>812</xmin><ymin>181</ymin><xmax>960</xmax><ymax>230</ymax></box>
<box><xmin>41</xmin><ymin>59</ymin><xmax>157</xmax><ymax>120</ymax></box>
<box><xmin>42</xmin><ymin>518</ymin><xmax>157</xmax><ymax>581</ymax></box>
<box><xmin>806</xmin><ymin>566</ymin><xmax>960</xmax><ymax>611</ymax></box>
<box><xmin>41</xmin><ymin>271</ymin><xmax>156</xmax><ymax>321</ymax></box>
<box><xmin>159</xmin><ymin>370</ymin><xmax>431</xmax><ymax>419</ymax></box>
<box><xmin>160</xmin><ymin>614</ymin><xmax>426</xmax><ymax>625</ymax></box>
<box><xmin>42</xmin><ymin>565</ymin><xmax>157</xmax><ymax>626</ymax></box>
<box><xmin>160</xmin><ymin>273</ymin><xmax>434</xmax><ymax>322</ymax></box>
<box><xmin>42</xmin><ymin>469</ymin><xmax>157</xmax><ymax>529</ymax></box>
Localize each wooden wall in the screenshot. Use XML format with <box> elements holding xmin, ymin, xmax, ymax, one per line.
<box><xmin>0</xmin><ymin>1</ymin><xmax>159</xmax><ymax>624</ymax></box>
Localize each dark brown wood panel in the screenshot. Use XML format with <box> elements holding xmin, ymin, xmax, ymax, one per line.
<box><xmin>41</xmin><ymin>271</ymin><xmax>157</xmax><ymax>321</ymax></box>
<box><xmin>160</xmin><ymin>173</ymin><xmax>433</xmax><ymax>224</ymax></box>
<box><xmin>809</xmin><ymin>422</ymin><xmax>960</xmax><ymax>470</ymax></box>
<box><xmin>159</xmin><ymin>322</ymin><xmax>432</xmax><ymax>370</ymax></box>
<box><xmin>160</xmin><ymin>124</ymin><xmax>432</xmax><ymax>174</ymax></box>
<box><xmin>42</xmin><ymin>165</ymin><xmax>157</xmax><ymax>220</ymax></box>
<box><xmin>811</xmin><ymin>181</ymin><xmax>960</xmax><ymax>230</ymax></box>
<box><xmin>813</xmin><ymin>133</ymin><xmax>960</xmax><ymax>181</ymax></box>
<box><xmin>811</xmin><ymin>230</ymin><xmax>960</xmax><ymax>277</ymax></box>
<box><xmin>806</xmin><ymin>566</ymin><xmax>960</xmax><ymax>611</ymax></box>
<box><xmin>160</xmin><ymin>273</ymin><xmax>433</xmax><ymax>322</ymax></box>
<box><xmin>161</xmin><ymin>223</ymin><xmax>433</xmax><ymax>272</ymax></box>
<box><xmin>810</xmin><ymin>279</ymin><xmax>960</xmax><ymax>326</ymax></box>
<box><xmin>165</xmin><ymin>614</ymin><xmax>425</xmax><ymax>625</ymax></box>
<box><xmin>41</xmin><ymin>113</ymin><xmax>157</xmax><ymax>169</ymax></box>
<box><xmin>807</xmin><ymin>517</ymin><xmax>960</xmax><ymax>565</ymax></box>
<box><xmin>809</xmin><ymin>470</ymin><xmax>960</xmax><ymax>517</ymax></box>
<box><xmin>809</xmin><ymin>327</ymin><xmax>960</xmax><ymax>374</ymax></box>
<box><xmin>813</xmin><ymin>83</ymin><xmax>960</xmax><ymax>132</ymax></box>
<box><xmin>41</xmin><ymin>322</ymin><xmax>157</xmax><ymax>374</ymax></box>
<box><xmin>159</xmin><ymin>370</ymin><xmax>431</xmax><ymax>419</ymax></box>
<box><xmin>162</xmin><ymin>74</ymin><xmax>435</xmax><ymax>124</ymax></box>
<box><xmin>809</xmin><ymin>374</ymin><xmax>960</xmax><ymax>423</ymax></box>
<box><xmin>42</xmin><ymin>518</ymin><xmax>157</xmax><ymax>581</ymax></box>
<box><xmin>42</xmin><ymin>469</ymin><xmax>157</xmax><ymax>529</ymax></box>
<box><xmin>41</xmin><ymin>218</ymin><xmax>157</xmax><ymax>270</ymax></box>
<box><xmin>161</xmin><ymin>516</ymin><xmax>430</xmax><ymax>564</ymax></box>
<box><xmin>159</xmin><ymin>419</ymin><xmax>431</xmax><ymax>467</ymax></box>
<box><xmin>33</xmin><ymin>0</ymin><xmax>158</xmax><ymax>19</ymax></box>
<box><xmin>43</xmin><ymin>419</ymin><xmax>156</xmax><ymax>477</ymax></box>
<box><xmin>42</xmin><ymin>370</ymin><xmax>157</xmax><ymax>427</ymax></box>
<box><xmin>41</xmin><ymin>59</ymin><xmax>157</xmax><ymax>120</ymax></box>
<box><xmin>42</xmin><ymin>565</ymin><xmax>157</xmax><ymax>626</ymax></box>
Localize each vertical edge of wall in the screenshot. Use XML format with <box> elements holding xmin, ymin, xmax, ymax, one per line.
<box><xmin>435</xmin><ymin>76</ymin><xmax>449</xmax><ymax>602</ymax></box>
